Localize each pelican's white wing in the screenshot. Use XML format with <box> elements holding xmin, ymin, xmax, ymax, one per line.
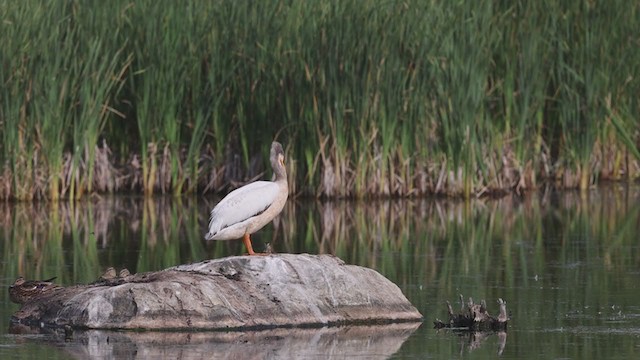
<box><xmin>206</xmin><ymin>181</ymin><xmax>279</xmax><ymax>239</ymax></box>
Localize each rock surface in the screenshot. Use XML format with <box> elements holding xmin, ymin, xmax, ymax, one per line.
<box><xmin>11</xmin><ymin>254</ymin><xmax>422</xmax><ymax>330</ymax></box>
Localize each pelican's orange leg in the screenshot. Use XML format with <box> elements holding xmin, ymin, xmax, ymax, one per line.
<box><xmin>243</xmin><ymin>233</ymin><xmax>256</xmax><ymax>255</ymax></box>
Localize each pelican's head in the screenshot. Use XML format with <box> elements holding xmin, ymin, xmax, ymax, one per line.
<box><xmin>270</xmin><ymin>141</ymin><xmax>286</xmax><ymax>179</ymax></box>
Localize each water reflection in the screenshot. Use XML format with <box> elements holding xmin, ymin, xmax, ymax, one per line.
<box><xmin>433</xmin><ymin>330</ymin><xmax>507</xmax><ymax>357</ymax></box>
<box><xmin>1</xmin><ymin>185</ymin><xmax>639</xmax><ymax>359</ymax></box>
<box><xmin>8</xmin><ymin>323</ymin><xmax>420</xmax><ymax>360</ymax></box>
<box><xmin>2</xmin><ymin>187</ymin><xmax>637</xmax><ymax>289</ymax></box>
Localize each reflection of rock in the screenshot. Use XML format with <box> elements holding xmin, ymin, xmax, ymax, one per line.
<box><xmin>11</xmin><ymin>254</ymin><xmax>422</xmax><ymax>330</ymax></box>
<box><xmin>31</xmin><ymin>323</ymin><xmax>418</xmax><ymax>360</ymax></box>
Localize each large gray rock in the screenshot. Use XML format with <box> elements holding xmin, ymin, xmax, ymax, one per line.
<box><xmin>11</xmin><ymin>254</ymin><xmax>422</xmax><ymax>330</ymax></box>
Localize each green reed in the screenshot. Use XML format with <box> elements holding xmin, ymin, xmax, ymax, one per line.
<box><xmin>131</xmin><ymin>2</ymin><xmax>185</xmax><ymax>195</ymax></box>
<box><xmin>0</xmin><ymin>1</ymin><xmax>49</xmax><ymax>200</ymax></box>
<box><xmin>0</xmin><ymin>1</ymin><xmax>129</xmax><ymax>200</ymax></box>
<box><xmin>0</xmin><ymin>1</ymin><xmax>638</xmax><ymax>200</ymax></box>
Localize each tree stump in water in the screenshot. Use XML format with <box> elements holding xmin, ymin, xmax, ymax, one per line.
<box><xmin>9</xmin><ymin>254</ymin><xmax>422</xmax><ymax>331</ymax></box>
<box><xmin>433</xmin><ymin>295</ymin><xmax>509</xmax><ymax>331</ymax></box>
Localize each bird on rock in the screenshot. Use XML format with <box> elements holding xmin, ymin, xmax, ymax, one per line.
<box><xmin>9</xmin><ymin>276</ymin><xmax>61</xmax><ymax>305</ymax></box>
<box><xmin>205</xmin><ymin>141</ymin><xmax>288</xmax><ymax>255</ymax></box>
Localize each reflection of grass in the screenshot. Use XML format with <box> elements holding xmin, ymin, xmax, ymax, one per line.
<box><xmin>1</xmin><ymin>188</ymin><xmax>638</xmax><ymax>316</ymax></box>
<box><xmin>0</xmin><ymin>189</ymin><xmax>638</xmax><ymax>359</ymax></box>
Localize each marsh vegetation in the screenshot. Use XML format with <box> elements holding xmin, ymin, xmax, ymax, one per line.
<box><xmin>1</xmin><ymin>0</ymin><xmax>639</xmax><ymax>201</ymax></box>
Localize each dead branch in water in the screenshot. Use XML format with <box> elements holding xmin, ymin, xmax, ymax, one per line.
<box><xmin>434</xmin><ymin>295</ymin><xmax>510</xmax><ymax>331</ymax></box>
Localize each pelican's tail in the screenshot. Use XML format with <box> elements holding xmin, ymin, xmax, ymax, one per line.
<box><xmin>205</xmin><ymin>217</ymin><xmax>222</xmax><ymax>240</ymax></box>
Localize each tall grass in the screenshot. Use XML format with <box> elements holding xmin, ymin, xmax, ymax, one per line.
<box><xmin>0</xmin><ymin>1</ymin><xmax>130</xmax><ymax>200</ymax></box>
<box><xmin>0</xmin><ymin>0</ymin><xmax>638</xmax><ymax>200</ymax></box>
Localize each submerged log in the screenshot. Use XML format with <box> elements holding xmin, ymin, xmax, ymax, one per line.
<box><xmin>10</xmin><ymin>254</ymin><xmax>422</xmax><ymax>331</ymax></box>
<box><xmin>433</xmin><ymin>295</ymin><xmax>509</xmax><ymax>331</ymax></box>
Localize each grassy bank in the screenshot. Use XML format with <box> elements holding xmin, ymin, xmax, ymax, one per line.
<box><xmin>1</xmin><ymin>0</ymin><xmax>639</xmax><ymax>200</ymax></box>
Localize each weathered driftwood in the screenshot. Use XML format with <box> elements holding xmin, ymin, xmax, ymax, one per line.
<box><xmin>10</xmin><ymin>254</ymin><xmax>422</xmax><ymax>331</ymax></box>
<box><xmin>433</xmin><ymin>295</ymin><xmax>509</xmax><ymax>331</ymax></box>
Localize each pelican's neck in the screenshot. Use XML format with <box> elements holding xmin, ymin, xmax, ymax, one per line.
<box><xmin>272</xmin><ymin>161</ymin><xmax>287</xmax><ymax>184</ymax></box>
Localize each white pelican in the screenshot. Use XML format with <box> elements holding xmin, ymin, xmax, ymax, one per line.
<box><xmin>205</xmin><ymin>141</ymin><xmax>288</xmax><ymax>255</ymax></box>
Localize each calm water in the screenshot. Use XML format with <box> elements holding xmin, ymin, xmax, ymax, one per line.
<box><xmin>1</xmin><ymin>185</ymin><xmax>639</xmax><ymax>359</ymax></box>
